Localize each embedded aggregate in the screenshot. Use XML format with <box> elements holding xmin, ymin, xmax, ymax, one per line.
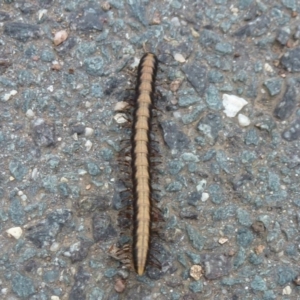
<box><xmin>0</xmin><ymin>0</ymin><xmax>300</xmax><ymax>299</ymax></box>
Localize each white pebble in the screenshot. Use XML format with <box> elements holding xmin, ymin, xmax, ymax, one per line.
<box><xmin>114</xmin><ymin>101</ymin><xmax>129</xmax><ymax>111</ymax></box>
<box><xmin>84</xmin><ymin>127</ymin><xmax>94</xmax><ymax>136</ymax></box>
<box><xmin>6</xmin><ymin>227</ymin><xmax>23</xmax><ymax>239</ymax></box>
<box><xmin>47</xmin><ymin>85</ymin><xmax>54</xmax><ymax>92</ymax></box>
<box><xmin>85</xmin><ymin>140</ymin><xmax>93</xmax><ymax>151</ymax></box>
<box><xmin>26</xmin><ymin>109</ymin><xmax>35</xmax><ymax>118</ymax></box>
<box><xmin>282</xmin><ymin>286</ymin><xmax>292</xmax><ymax>295</ymax></box>
<box><xmin>72</xmin><ymin>133</ymin><xmax>78</xmax><ymax>141</ymax></box>
<box><xmin>17</xmin><ymin>191</ymin><xmax>23</xmax><ymax>196</ymax></box>
<box><xmin>50</xmin><ymin>242</ymin><xmax>60</xmax><ymax>252</ymax></box>
<box><xmin>201</xmin><ymin>192</ymin><xmax>209</xmax><ymax>202</ymax></box>
<box><xmin>222</xmin><ymin>94</ymin><xmax>248</xmax><ymax>117</ymax></box>
<box><xmin>238</xmin><ymin>113</ymin><xmax>250</xmax><ymax>127</ymax></box>
<box><xmin>264</xmin><ymin>63</ymin><xmax>273</xmax><ymax>73</ymax></box>
<box><xmin>114</xmin><ymin>113</ymin><xmax>128</xmax><ymax>124</ymax></box>
<box><xmin>2</xmin><ymin>90</ymin><xmax>17</xmax><ymax>101</ymax></box>
<box><xmin>131</xmin><ymin>57</ymin><xmax>140</xmax><ymax>69</ymax></box>
<box><xmin>85</xmin><ymin>101</ymin><xmax>91</xmax><ymax>108</ymax></box>
<box><xmin>31</xmin><ymin>168</ymin><xmax>39</xmax><ymax>180</ymax></box>
<box><xmin>1</xmin><ymin>288</ymin><xmax>8</xmax><ymax>295</ymax></box>
<box><xmin>51</xmin><ymin>296</ymin><xmax>60</xmax><ymax>300</ymax></box>
<box><xmin>78</xmin><ymin>169</ymin><xmax>87</xmax><ymax>175</ymax></box>
<box><xmin>174</xmin><ymin>53</ymin><xmax>186</xmax><ymax>63</ymax></box>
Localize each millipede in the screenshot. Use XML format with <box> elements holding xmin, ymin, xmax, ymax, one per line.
<box><xmin>112</xmin><ymin>52</ymin><xmax>162</xmax><ymax>276</ymax></box>
<box><xmin>131</xmin><ymin>52</ymin><xmax>159</xmax><ymax>275</ymax></box>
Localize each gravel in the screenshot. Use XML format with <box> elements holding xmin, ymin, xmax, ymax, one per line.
<box><xmin>1</xmin><ymin>0</ymin><xmax>300</xmax><ymax>299</ymax></box>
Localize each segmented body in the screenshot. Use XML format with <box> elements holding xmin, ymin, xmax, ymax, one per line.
<box><xmin>131</xmin><ymin>53</ymin><xmax>158</xmax><ymax>275</ymax></box>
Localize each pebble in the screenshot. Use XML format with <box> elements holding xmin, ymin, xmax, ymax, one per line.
<box><xmin>222</xmin><ymin>94</ymin><xmax>248</xmax><ymax>117</ymax></box>
<box><xmin>201</xmin><ymin>192</ymin><xmax>209</xmax><ymax>202</ymax></box>
<box><xmin>114</xmin><ymin>101</ymin><xmax>129</xmax><ymax>111</ymax></box>
<box><xmin>218</xmin><ymin>237</ymin><xmax>228</xmax><ymax>244</ymax></box>
<box><xmin>114</xmin><ymin>113</ymin><xmax>128</xmax><ymax>124</ymax></box>
<box><xmin>6</xmin><ymin>227</ymin><xmax>23</xmax><ymax>239</ymax></box>
<box><xmin>264</xmin><ymin>63</ymin><xmax>273</xmax><ymax>73</ymax></box>
<box><xmin>2</xmin><ymin>90</ymin><xmax>17</xmax><ymax>101</ymax></box>
<box><xmin>282</xmin><ymin>285</ymin><xmax>292</xmax><ymax>295</ymax></box>
<box><xmin>85</xmin><ymin>140</ymin><xmax>93</xmax><ymax>151</ymax></box>
<box><xmin>84</xmin><ymin>127</ymin><xmax>94</xmax><ymax>136</ymax></box>
<box><xmin>238</xmin><ymin>113</ymin><xmax>251</xmax><ymax>126</ymax></box>
<box><xmin>174</xmin><ymin>53</ymin><xmax>186</xmax><ymax>63</ymax></box>
<box><xmin>50</xmin><ymin>242</ymin><xmax>60</xmax><ymax>252</ymax></box>
<box><xmin>25</xmin><ymin>109</ymin><xmax>35</xmax><ymax>118</ymax></box>
<box><xmin>190</xmin><ymin>265</ymin><xmax>203</xmax><ymax>280</ymax></box>
<box><xmin>53</xmin><ymin>30</ymin><xmax>68</xmax><ymax>46</ymax></box>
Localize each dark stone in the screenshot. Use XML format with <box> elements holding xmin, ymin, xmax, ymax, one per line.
<box><xmin>11</xmin><ymin>273</ymin><xmax>35</xmax><ymax>298</ymax></box>
<box><xmin>24</xmin><ymin>260</ymin><xmax>37</xmax><ymax>272</ymax></box>
<box><xmin>274</xmin><ymin>85</ymin><xmax>296</xmax><ymax>120</ymax></box>
<box><xmin>9</xmin><ymin>160</ymin><xmax>28</xmax><ymax>181</ymax></box>
<box><xmin>0</xmin><ymin>58</ymin><xmax>11</xmax><ymax>75</ymax></box>
<box><xmin>92</xmin><ymin>212</ymin><xmax>117</xmax><ymax>242</ymax></box>
<box><xmin>19</xmin><ymin>2</ymin><xmax>38</xmax><ymax>14</ymax></box>
<box><xmin>4</xmin><ymin>22</ymin><xmax>40</xmax><ymax>42</ymax></box>
<box><xmin>201</xmin><ymin>253</ymin><xmax>232</xmax><ymax>280</ymax></box>
<box><xmin>69</xmin><ymin>5</ymin><xmax>106</xmax><ymax>32</ymax></box>
<box><xmin>26</xmin><ymin>209</ymin><xmax>72</xmax><ymax>248</ymax></box>
<box><xmin>9</xmin><ymin>197</ymin><xmax>25</xmax><ymax>225</ymax></box>
<box><xmin>31</xmin><ymin>118</ymin><xmax>55</xmax><ymax>147</ymax></box>
<box><xmin>199</xmin><ymin>29</ymin><xmax>221</xmax><ymax>47</ymax></box>
<box><xmin>197</xmin><ymin>113</ymin><xmax>223</xmax><ymax>146</ymax></box>
<box><xmin>179</xmin><ymin>209</ymin><xmax>198</xmax><ymax>219</ymax></box>
<box><xmin>0</xmin><ymin>11</ymin><xmax>10</xmax><ymax>21</ymax></box>
<box><xmin>55</xmin><ymin>36</ymin><xmax>77</xmax><ymax>55</ymax></box>
<box><xmin>281</xmin><ymin>47</ymin><xmax>300</xmax><ymax>72</ymax></box>
<box><xmin>128</xmin><ymin>0</ymin><xmax>147</xmax><ymax>26</ymax></box>
<box><xmin>182</xmin><ymin>62</ymin><xmax>207</xmax><ymax>96</ymax></box>
<box><xmin>236</xmin><ymin>228</ymin><xmax>254</xmax><ymax>247</ymax></box>
<box><xmin>187</xmin><ymin>191</ymin><xmax>202</xmax><ymax>206</ymax></box>
<box><xmin>160</xmin><ymin>120</ymin><xmax>190</xmax><ymax>150</ymax></box>
<box><xmin>282</xmin><ymin>116</ymin><xmax>300</xmax><ymax>141</ymax></box>
<box><xmin>234</xmin><ymin>15</ymin><xmax>269</xmax><ymax>37</ymax></box>
<box><xmin>69</xmin><ymin>266</ymin><xmax>90</xmax><ymax>300</ymax></box>
<box><xmin>77</xmin><ymin>195</ymin><xmax>110</xmax><ymax>215</ymax></box>
<box><xmin>69</xmin><ymin>240</ymin><xmax>93</xmax><ymax>263</ymax></box>
<box><xmin>276</xmin><ymin>265</ymin><xmax>297</xmax><ymax>285</ymax></box>
<box><xmin>276</xmin><ymin>28</ymin><xmax>290</xmax><ymax>45</ymax></box>
<box><xmin>232</xmin><ymin>173</ymin><xmax>252</xmax><ymax>190</ymax></box>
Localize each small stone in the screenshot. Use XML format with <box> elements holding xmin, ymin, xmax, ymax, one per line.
<box><xmin>6</xmin><ymin>227</ymin><xmax>23</xmax><ymax>239</ymax></box>
<box><xmin>50</xmin><ymin>242</ymin><xmax>60</xmax><ymax>252</ymax></box>
<box><xmin>222</xmin><ymin>94</ymin><xmax>248</xmax><ymax>117</ymax></box>
<box><xmin>238</xmin><ymin>113</ymin><xmax>250</xmax><ymax>126</ymax></box>
<box><xmin>264</xmin><ymin>63</ymin><xmax>273</xmax><ymax>73</ymax></box>
<box><xmin>114</xmin><ymin>101</ymin><xmax>129</xmax><ymax>111</ymax></box>
<box><xmin>114</xmin><ymin>113</ymin><xmax>128</xmax><ymax>124</ymax></box>
<box><xmin>255</xmin><ymin>245</ymin><xmax>265</xmax><ymax>254</ymax></box>
<box><xmin>151</xmin><ymin>11</ymin><xmax>161</xmax><ymax>25</ymax></box>
<box><xmin>294</xmin><ymin>276</ymin><xmax>300</xmax><ymax>285</ymax></box>
<box><xmin>85</xmin><ymin>140</ymin><xmax>93</xmax><ymax>151</ymax></box>
<box><xmin>218</xmin><ymin>237</ymin><xmax>228</xmax><ymax>244</ymax></box>
<box><xmin>114</xmin><ymin>278</ymin><xmax>126</xmax><ymax>293</ymax></box>
<box><xmin>51</xmin><ymin>296</ymin><xmax>60</xmax><ymax>300</ymax></box>
<box><xmin>86</xmin><ymin>184</ymin><xmax>91</xmax><ymax>190</ymax></box>
<box><xmin>201</xmin><ymin>192</ymin><xmax>209</xmax><ymax>202</ymax></box>
<box><xmin>190</xmin><ymin>265</ymin><xmax>203</xmax><ymax>280</ymax></box>
<box><xmin>101</xmin><ymin>2</ymin><xmax>111</xmax><ymax>11</ymax></box>
<box><xmin>26</xmin><ymin>109</ymin><xmax>35</xmax><ymax>118</ymax></box>
<box><xmin>282</xmin><ymin>286</ymin><xmax>292</xmax><ymax>295</ymax></box>
<box><xmin>53</xmin><ymin>30</ymin><xmax>68</xmax><ymax>46</ymax></box>
<box><xmin>174</xmin><ymin>53</ymin><xmax>186</xmax><ymax>63</ymax></box>
<box><xmin>2</xmin><ymin>90</ymin><xmax>17</xmax><ymax>101</ymax></box>
<box><xmin>84</xmin><ymin>127</ymin><xmax>94</xmax><ymax>136</ymax></box>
